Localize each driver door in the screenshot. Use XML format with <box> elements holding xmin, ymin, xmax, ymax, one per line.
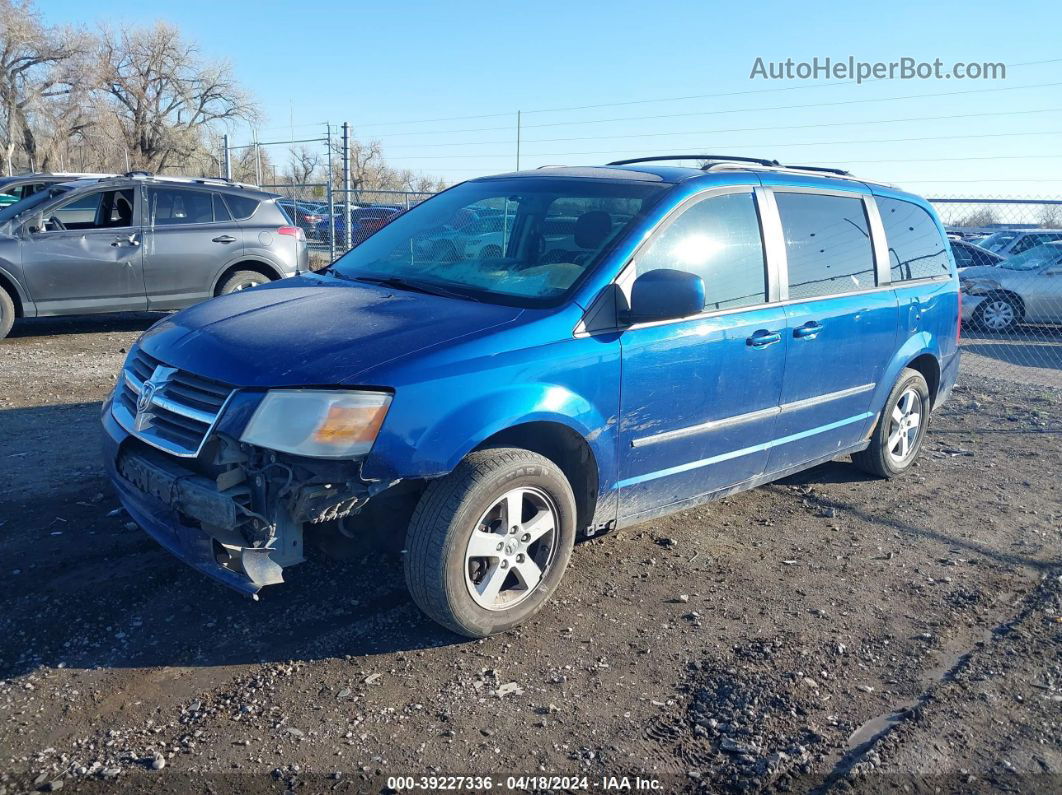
<box><xmin>20</xmin><ymin>187</ymin><xmax>147</xmax><ymax>315</ymax></box>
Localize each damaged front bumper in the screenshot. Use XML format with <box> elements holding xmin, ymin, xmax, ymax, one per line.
<box><xmin>101</xmin><ymin>401</ymin><xmax>381</xmax><ymax>596</ymax></box>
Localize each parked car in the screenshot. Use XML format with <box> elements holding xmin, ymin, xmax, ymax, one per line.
<box><xmin>0</xmin><ymin>171</ymin><xmax>115</xmax><ymax>208</ymax></box>
<box><xmin>950</xmin><ymin>239</ymin><xmax>1004</xmax><ymax>271</ymax></box>
<box><xmin>318</xmin><ymin>205</ymin><xmax>401</xmax><ymax>245</ymax></box>
<box><xmin>960</xmin><ymin>242</ymin><xmax>1062</xmax><ymax>331</ymax></box>
<box><xmin>102</xmin><ymin>155</ymin><xmax>959</xmax><ymax>638</ymax></box>
<box><xmin>976</xmin><ymin>228</ymin><xmax>1062</xmax><ymax>257</ymax></box>
<box><xmin>277</xmin><ymin>199</ymin><xmax>328</xmax><ymax>240</ymax></box>
<box><xmin>0</xmin><ymin>172</ymin><xmax>307</xmax><ymax>339</ymax></box>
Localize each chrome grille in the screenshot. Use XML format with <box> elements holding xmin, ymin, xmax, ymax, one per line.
<box><xmin>111</xmin><ymin>349</ymin><xmax>233</xmax><ymax>457</ymax></box>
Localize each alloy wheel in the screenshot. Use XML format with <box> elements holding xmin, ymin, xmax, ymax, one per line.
<box><xmin>887</xmin><ymin>388</ymin><xmax>922</xmax><ymax>464</ymax></box>
<box><xmin>464</xmin><ymin>486</ymin><xmax>558</xmax><ymax>611</ymax></box>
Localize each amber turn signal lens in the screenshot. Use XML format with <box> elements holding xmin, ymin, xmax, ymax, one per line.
<box><xmin>312</xmin><ymin>403</ymin><xmax>389</xmax><ymax>446</ymax></box>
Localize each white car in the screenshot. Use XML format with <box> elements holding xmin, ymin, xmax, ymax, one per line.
<box><xmin>960</xmin><ymin>242</ymin><xmax>1062</xmax><ymax>331</ymax></box>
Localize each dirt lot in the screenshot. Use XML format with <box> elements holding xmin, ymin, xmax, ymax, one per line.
<box><xmin>1</xmin><ymin>315</ymin><xmax>1060</xmax><ymax>794</ymax></box>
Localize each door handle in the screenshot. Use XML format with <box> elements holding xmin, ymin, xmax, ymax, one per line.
<box><xmin>793</xmin><ymin>321</ymin><xmax>824</xmax><ymax>339</ymax></box>
<box><xmin>111</xmin><ymin>233</ymin><xmax>139</xmax><ymax>247</ymax></box>
<box><xmin>212</xmin><ymin>235</ymin><xmax>237</xmax><ymax>243</ymax></box>
<box><xmin>747</xmin><ymin>329</ymin><xmax>782</xmax><ymax>348</ymax></box>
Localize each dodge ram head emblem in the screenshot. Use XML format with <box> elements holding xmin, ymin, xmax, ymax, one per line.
<box><xmin>136</xmin><ymin>380</ymin><xmax>157</xmax><ymax>416</ymax></box>
<box><xmin>134</xmin><ymin>365</ymin><xmax>177</xmax><ymax>432</ymax></box>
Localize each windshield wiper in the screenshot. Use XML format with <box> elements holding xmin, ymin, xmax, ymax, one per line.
<box><xmin>352</xmin><ymin>275</ymin><xmax>481</xmax><ymax>302</ymax></box>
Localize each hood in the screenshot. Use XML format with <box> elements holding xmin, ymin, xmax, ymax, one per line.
<box><xmin>137</xmin><ymin>274</ymin><xmax>524</xmax><ymax>387</ymax></box>
<box><xmin>958</xmin><ymin>265</ymin><xmax>1005</xmax><ymax>281</ymax></box>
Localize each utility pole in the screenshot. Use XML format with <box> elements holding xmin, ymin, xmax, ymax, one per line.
<box><xmin>222</xmin><ymin>134</ymin><xmax>231</xmax><ymax>179</ymax></box>
<box><xmin>515</xmin><ymin>110</ymin><xmax>521</xmax><ymax>171</ymax></box>
<box><xmin>326</xmin><ymin>122</ymin><xmax>335</xmax><ymax>261</ymax></box>
<box><xmin>342</xmin><ymin>122</ymin><xmax>352</xmax><ymax>250</ymax></box>
<box><xmin>253</xmin><ymin>130</ymin><xmax>263</xmax><ymax>186</ymax></box>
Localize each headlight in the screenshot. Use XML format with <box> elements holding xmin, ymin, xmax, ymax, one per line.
<box><xmin>240</xmin><ymin>390</ymin><xmax>392</xmax><ymax>458</ymax></box>
<box><xmin>959</xmin><ymin>278</ymin><xmax>1000</xmax><ymax>296</ymax></box>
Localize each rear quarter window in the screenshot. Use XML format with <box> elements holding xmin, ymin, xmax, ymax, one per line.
<box><xmin>222</xmin><ymin>193</ymin><xmax>261</xmax><ymax>220</ymax></box>
<box><xmin>877</xmin><ymin>197</ymin><xmax>951</xmax><ymax>281</ymax></box>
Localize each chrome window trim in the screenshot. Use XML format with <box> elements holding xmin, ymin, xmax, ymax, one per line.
<box><xmin>864</xmin><ymin>195</ymin><xmax>892</xmax><ymax>287</ymax></box>
<box><xmin>575</xmin><ymin>181</ymin><xmax>945</xmax><ymax>337</ymax></box>
<box><xmin>631</xmin><ymin>382</ymin><xmax>876</xmax><ymax>448</ymax></box>
<box><xmin>756</xmin><ymin>186</ymin><xmax>787</xmax><ymax>302</ymax></box>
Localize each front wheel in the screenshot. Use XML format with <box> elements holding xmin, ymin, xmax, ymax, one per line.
<box><xmin>404</xmin><ymin>448</ymin><xmax>577</xmax><ymax>638</ymax></box>
<box><xmin>972</xmin><ymin>293</ymin><xmax>1021</xmax><ymax>332</ymax></box>
<box><xmin>852</xmin><ymin>368</ymin><xmax>931</xmax><ymax>478</ymax></box>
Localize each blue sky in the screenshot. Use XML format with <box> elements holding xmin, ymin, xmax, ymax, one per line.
<box><xmin>41</xmin><ymin>0</ymin><xmax>1062</xmax><ymax>195</ymax></box>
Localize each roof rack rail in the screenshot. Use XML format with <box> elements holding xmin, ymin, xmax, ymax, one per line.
<box><xmin>607</xmin><ymin>155</ymin><xmax>781</xmax><ymax>168</ymax></box>
<box><xmin>124</xmin><ymin>170</ymin><xmax>153</xmax><ymax>178</ymax></box>
<box><xmin>782</xmin><ymin>164</ymin><xmax>851</xmax><ymax>176</ymax></box>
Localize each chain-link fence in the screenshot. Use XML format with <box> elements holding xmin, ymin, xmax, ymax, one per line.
<box><xmin>930</xmin><ymin>197</ymin><xmax>1062</xmax><ymax>391</ymax></box>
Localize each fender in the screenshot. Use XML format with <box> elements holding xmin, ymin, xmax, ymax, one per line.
<box><xmin>365</xmin><ymin>381</ymin><xmax>617</xmax><ymax>494</ymax></box>
<box><xmin>0</xmin><ymin>258</ymin><xmax>36</xmax><ymax>317</ymax></box>
<box><xmin>864</xmin><ymin>330</ymin><xmax>940</xmax><ymax>434</ymax></box>
<box><xmin>209</xmin><ymin>255</ymin><xmax>285</xmax><ymax>294</ymax></box>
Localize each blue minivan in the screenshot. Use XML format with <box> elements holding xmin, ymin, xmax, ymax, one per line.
<box><xmin>102</xmin><ymin>155</ymin><xmax>960</xmax><ymax>637</ymax></box>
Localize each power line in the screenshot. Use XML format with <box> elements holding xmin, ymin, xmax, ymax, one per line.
<box><xmin>353</xmin><ymin>57</ymin><xmax>1062</xmax><ymax>129</ymax></box>
<box><xmin>367</xmin><ymin>80</ymin><xmax>1062</xmax><ymax>138</ymax></box>
<box><xmin>518</xmin><ymin>81</ymin><xmax>1062</xmax><ymax>131</ymax></box>
<box><xmin>381</xmin><ymin>107</ymin><xmax>1062</xmax><ymax>150</ymax></box>
<box><xmin>408</xmin><ymin>130</ymin><xmax>1062</xmax><ymax>170</ymax></box>
<box><xmin>388</xmin><ymin>129</ymin><xmax>1062</xmax><ymax>160</ymax></box>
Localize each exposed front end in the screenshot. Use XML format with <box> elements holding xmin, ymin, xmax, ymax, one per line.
<box><xmin>103</xmin><ymin>347</ymin><xmax>388</xmax><ymax>595</ymax></box>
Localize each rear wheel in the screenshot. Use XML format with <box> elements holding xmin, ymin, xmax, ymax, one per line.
<box><xmin>0</xmin><ymin>287</ymin><xmax>14</xmax><ymax>340</ymax></box>
<box><xmin>852</xmin><ymin>368</ymin><xmax>930</xmax><ymax>478</ymax></box>
<box><xmin>404</xmin><ymin>448</ymin><xmax>577</xmax><ymax>638</ymax></box>
<box><xmin>218</xmin><ymin>270</ymin><xmax>270</xmax><ymax>295</ymax></box>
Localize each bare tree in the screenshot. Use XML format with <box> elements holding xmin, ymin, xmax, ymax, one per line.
<box><xmin>0</xmin><ymin>0</ymin><xmax>88</xmax><ymax>173</ymax></box>
<box><xmin>286</xmin><ymin>145</ymin><xmax>320</xmax><ymax>185</ymax></box>
<box><xmin>98</xmin><ymin>21</ymin><xmax>259</xmax><ymax>172</ymax></box>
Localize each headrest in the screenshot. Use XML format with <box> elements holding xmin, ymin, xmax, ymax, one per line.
<box><xmin>574</xmin><ymin>211</ymin><xmax>612</xmax><ymax>249</ymax></box>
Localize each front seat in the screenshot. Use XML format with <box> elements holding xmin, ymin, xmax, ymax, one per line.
<box><xmin>542</xmin><ymin>210</ymin><xmax>613</xmax><ymax>265</ymax></box>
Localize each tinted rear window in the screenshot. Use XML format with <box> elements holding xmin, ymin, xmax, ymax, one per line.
<box><xmin>877</xmin><ymin>197</ymin><xmax>951</xmax><ymax>281</ymax></box>
<box><xmin>775</xmin><ymin>192</ymin><xmax>875</xmax><ymax>299</ymax></box>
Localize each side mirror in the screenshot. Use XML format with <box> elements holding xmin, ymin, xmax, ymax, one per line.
<box><xmin>623</xmin><ymin>268</ymin><xmax>705</xmax><ymax>324</ymax></box>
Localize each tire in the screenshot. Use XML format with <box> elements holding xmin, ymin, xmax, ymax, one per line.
<box><xmin>972</xmin><ymin>292</ymin><xmax>1021</xmax><ymax>333</ymax></box>
<box><xmin>0</xmin><ymin>287</ymin><xmax>14</xmax><ymax>340</ymax></box>
<box><xmin>404</xmin><ymin>448</ymin><xmax>577</xmax><ymax>638</ymax></box>
<box><xmin>853</xmin><ymin>368</ymin><xmax>931</xmax><ymax>479</ymax></box>
<box><xmin>218</xmin><ymin>270</ymin><xmax>270</xmax><ymax>295</ymax></box>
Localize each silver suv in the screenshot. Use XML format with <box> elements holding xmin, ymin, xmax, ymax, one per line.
<box><xmin>0</xmin><ymin>173</ymin><xmax>307</xmax><ymax>339</ymax></box>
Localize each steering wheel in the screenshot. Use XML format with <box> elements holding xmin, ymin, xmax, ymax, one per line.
<box><xmin>46</xmin><ymin>216</ymin><xmax>66</xmax><ymax>232</ymax></box>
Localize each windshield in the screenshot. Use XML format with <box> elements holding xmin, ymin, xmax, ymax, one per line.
<box><xmin>0</xmin><ymin>184</ymin><xmax>71</xmax><ymax>226</ymax></box>
<box><xmin>328</xmin><ymin>177</ymin><xmax>667</xmax><ymax>306</ymax></box>
<box><xmin>999</xmin><ymin>243</ymin><xmax>1062</xmax><ymax>271</ymax></box>
<box><xmin>977</xmin><ymin>231</ymin><xmax>1019</xmax><ymax>253</ymax></box>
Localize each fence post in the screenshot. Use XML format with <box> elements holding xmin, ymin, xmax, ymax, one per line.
<box><xmin>326</xmin><ymin>122</ymin><xmax>335</xmax><ymax>262</ymax></box>
<box><xmin>515</xmin><ymin>110</ymin><xmax>521</xmax><ymax>171</ymax></box>
<box><xmin>222</xmin><ymin>134</ymin><xmax>231</xmax><ymax>180</ymax></box>
<box><xmin>342</xmin><ymin>121</ymin><xmax>352</xmax><ymax>251</ymax></box>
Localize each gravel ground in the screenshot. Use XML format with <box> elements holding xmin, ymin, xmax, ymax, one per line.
<box><xmin>1</xmin><ymin>314</ymin><xmax>1060</xmax><ymax>794</ymax></box>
